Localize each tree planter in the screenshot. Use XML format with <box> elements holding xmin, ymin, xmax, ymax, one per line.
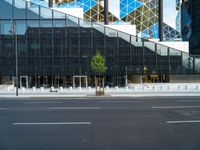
<box><xmin>90</xmin><ymin>51</ymin><xmax>107</xmax><ymax>96</ymax></box>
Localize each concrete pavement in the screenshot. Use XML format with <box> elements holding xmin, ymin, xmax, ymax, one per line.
<box><xmin>1</xmin><ymin>86</ymin><xmax>200</xmax><ymax>97</ymax></box>
<box><xmin>0</xmin><ymin>97</ymin><xmax>200</xmax><ymax>150</ymax></box>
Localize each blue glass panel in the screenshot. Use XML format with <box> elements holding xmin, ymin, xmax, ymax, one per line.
<box><xmin>0</xmin><ymin>0</ymin><xmax>12</xmax><ymax>19</ymax></box>
<box><xmin>1</xmin><ymin>21</ymin><xmax>11</xmax><ymax>35</ymax></box>
<box><xmin>120</xmin><ymin>0</ymin><xmax>142</xmax><ymax>18</ymax></box>
<box><xmin>27</xmin><ymin>2</ymin><xmax>40</xmax><ymax>19</ymax></box>
<box><xmin>16</xmin><ymin>21</ymin><xmax>26</xmax><ymax>35</ymax></box>
<box><xmin>40</xmin><ymin>7</ymin><xmax>52</xmax><ymax>19</ymax></box>
<box><xmin>14</xmin><ymin>0</ymin><xmax>26</xmax><ymax>19</ymax></box>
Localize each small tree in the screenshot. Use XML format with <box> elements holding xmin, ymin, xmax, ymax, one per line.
<box><xmin>90</xmin><ymin>51</ymin><xmax>107</xmax><ymax>95</ymax></box>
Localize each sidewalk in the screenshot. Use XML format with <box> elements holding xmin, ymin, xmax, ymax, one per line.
<box><xmin>1</xmin><ymin>85</ymin><xmax>200</xmax><ymax>98</ymax></box>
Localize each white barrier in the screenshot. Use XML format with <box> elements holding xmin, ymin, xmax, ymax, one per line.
<box><xmin>69</xmin><ymin>86</ymin><xmax>73</xmax><ymax>91</ymax></box>
<box><xmin>22</xmin><ymin>87</ymin><xmax>25</xmax><ymax>92</ymax></box>
<box><xmin>106</xmin><ymin>86</ymin><xmax>109</xmax><ymax>91</ymax></box>
<box><xmin>78</xmin><ymin>87</ymin><xmax>81</xmax><ymax>91</ymax></box>
<box><xmin>60</xmin><ymin>87</ymin><xmax>63</xmax><ymax>92</ymax></box>
<box><xmin>40</xmin><ymin>87</ymin><xmax>44</xmax><ymax>92</ymax></box>
<box><xmin>32</xmin><ymin>87</ymin><xmax>36</xmax><ymax>91</ymax></box>
<box><xmin>125</xmin><ymin>86</ymin><xmax>128</xmax><ymax>91</ymax></box>
<box><xmin>88</xmin><ymin>86</ymin><xmax>91</xmax><ymax>91</ymax></box>
<box><xmin>128</xmin><ymin>83</ymin><xmax>200</xmax><ymax>92</ymax></box>
<box><xmin>115</xmin><ymin>86</ymin><xmax>118</xmax><ymax>91</ymax></box>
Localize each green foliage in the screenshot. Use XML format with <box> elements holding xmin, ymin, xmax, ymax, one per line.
<box><xmin>90</xmin><ymin>51</ymin><xmax>107</xmax><ymax>75</ymax></box>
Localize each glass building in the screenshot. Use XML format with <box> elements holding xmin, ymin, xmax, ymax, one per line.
<box><xmin>0</xmin><ymin>0</ymin><xmax>200</xmax><ymax>88</ymax></box>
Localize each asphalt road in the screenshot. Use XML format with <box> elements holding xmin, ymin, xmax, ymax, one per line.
<box><xmin>0</xmin><ymin>96</ymin><xmax>200</xmax><ymax>150</ymax></box>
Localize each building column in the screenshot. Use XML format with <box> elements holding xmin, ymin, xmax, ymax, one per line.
<box><xmin>49</xmin><ymin>0</ymin><xmax>54</xmax><ymax>7</ymax></box>
<box><xmin>104</xmin><ymin>0</ymin><xmax>108</xmax><ymax>25</ymax></box>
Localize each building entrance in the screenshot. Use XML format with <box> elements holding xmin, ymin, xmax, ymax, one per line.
<box><xmin>20</xmin><ymin>76</ymin><xmax>28</xmax><ymax>88</ymax></box>
<box><xmin>73</xmin><ymin>76</ymin><xmax>88</xmax><ymax>88</ymax></box>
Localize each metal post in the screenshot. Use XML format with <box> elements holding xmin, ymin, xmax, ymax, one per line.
<box><xmin>9</xmin><ymin>20</ymin><xmax>18</xmax><ymax>96</ymax></box>
<box><xmin>159</xmin><ymin>0</ymin><xmax>164</xmax><ymax>41</ymax></box>
<box><xmin>104</xmin><ymin>0</ymin><xmax>108</xmax><ymax>25</ymax></box>
<box><xmin>15</xmin><ymin>32</ymin><xmax>18</xmax><ymax>96</ymax></box>
<box><xmin>125</xmin><ymin>67</ymin><xmax>127</xmax><ymax>87</ymax></box>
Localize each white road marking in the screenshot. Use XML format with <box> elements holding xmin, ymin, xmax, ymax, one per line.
<box><xmin>100</xmin><ymin>101</ymin><xmax>139</xmax><ymax>103</ymax></box>
<box><xmin>178</xmin><ymin>100</ymin><xmax>200</xmax><ymax>102</ymax></box>
<box><xmin>166</xmin><ymin>120</ymin><xmax>200</xmax><ymax>124</ymax></box>
<box><xmin>0</xmin><ymin>108</ymin><xmax>7</xmax><ymax>110</ymax></box>
<box><xmin>152</xmin><ymin>106</ymin><xmax>200</xmax><ymax>109</ymax></box>
<box><xmin>48</xmin><ymin>107</ymin><xmax>101</xmax><ymax>110</ymax></box>
<box><xmin>13</xmin><ymin>122</ymin><xmax>92</xmax><ymax>125</ymax></box>
<box><xmin>24</xmin><ymin>102</ymin><xmax>64</xmax><ymax>104</ymax></box>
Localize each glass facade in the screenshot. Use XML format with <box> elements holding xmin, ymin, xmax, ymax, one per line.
<box><xmin>0</xmin><ymin>0</ymin><xmax>199</xmax><ymax>88</ymax></box>
<box><xmin>34</xmin><ymin>0</ymin><xmax>181</xmax><ymax>40</ymax></box>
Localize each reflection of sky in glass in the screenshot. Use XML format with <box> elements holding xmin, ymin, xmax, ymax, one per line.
<box><xmin>163</xmin><ymin>0</ymin><xmax>178</xmax><ymax>30</ymax></box>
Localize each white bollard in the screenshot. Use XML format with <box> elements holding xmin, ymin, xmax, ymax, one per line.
<box><xmin>69</xmin><ymin>86</ymin><xmax>73</xmax><ymax>91</ymax></box>
<box><xmin>60</xmin><ymin>87</ymin><xmax>63</xmax><ymax>92</ymax></box>
<box><xmin>125</xmin><ymin>86</ymin><xmax>128</xmax><ymax>91</ymax></box>
<box><xmin>167</xmin><ymin>85</ymin><xmax>170</xmax><ymax>91</ymax></box>
<box><xmin>7</xmin><ymin>87</ymin><xmax>10</xmax><ymax>91</ymax></box>
<box><xmin>142</xmin><ymin>85</ymin><xmax>144</xmax><ymax>91</ymax></box>
<box><xmin>88</xmin><ymin>86</ymin><xmax>91</xmax><ymax>91</ymax></box>
<box><xmin>106</xmin><ymin>86</ymin><xmax>109</xmax><ymax>91</ymax></box>
<box><xmin>32</xmin><ymin>87</ymin><xmax>36</xmax><ymax>91</ymax></box>
<box><xmin>40</xmin><ymin>87</ymin><xmax>44</xmax><ymax>92</ymax></box>
<box><xmin>185</xmin><ymin>85</ymin><xmax>188</xmax><ymax>90</ymax></box>
<box><xmin>79</xmin><ymin>87</ymin><xmax>81</xmax><ymax>91</ymax></box>
<box><xmin>22</xmin><ymin>87</ymin><xmax>25</xmax><ymax>92</ymax></box>
<box><xmin>178</xmin><ymin>85</ymin><xmax>181</xmax><ymax>91</ymax></box>
<box><xmin>160</xmin><ymin>86</ymin><xmax>163</xmax><ymax>91</ymax></box>
<box><xmin>152</xmin><ymin>86</ymin><xmax>155</xmax><ymax>91</ymax></box>
<box><xmin>115</xmin><ymin>86</ymin><xmax>118</xmax><ymax>91</ymax></box>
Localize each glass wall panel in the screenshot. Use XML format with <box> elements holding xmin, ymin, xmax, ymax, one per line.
<box><xmin>144</xmin><ymin>42</ymin><xmax>156</xmax><ymax>74</ymax></box>
<box><xmin>66</xmin><ymin>16</ymin><xmax>79</xmax><ymax>57</ymax></box>
<box><xmin>80</xmin><ymin>19</ymin><xmax>91</xmax><ymax>58</ymax></box>
<box><xmin>40</xmin><ymin>7</ymin><xmax>52</xmax><ymax>19</ymax></box>
<box><xmin>16</xmin><ymin>20</ymin><xmax>26</xmax><ymax>52</ymax></box>
<box><xmin>40</xmin><ymin>20</ymin><xmax>52</xmax><ymax>57</ymax></box>
<box><xmin>0</xmin><ymin>0</ymin><xmax>12</xmax><ymax>19</ymax></box>
<box><xmin>105</xmin><ymin>27</ymin><xmax>117</xmax><ymax>73</ymax></box>
<box><xmin>14</xmin><ymin>0</ymin><xmax>26</xmax><ymax>19</ymax></box>
<box><xmin>27</xmin><ymin>2</ymin><xmax>40</xmax><ymax>19</ymax></box>
<box><xmin>27</xmin><ymin>20</ymin><xmax>39</xmax><ymax>74</ymax></box>
<box><xmin>0</xmin><ymin>21</ymin><xmax>14</xmax><ymax>56</ymax></box>
<box><xmin>182</xmin><ymin>53</ymin><xmax>194</xmax><ymax>74</ymax></box>
<box><xmin>92</xmin><ymin>22</ymin><xmax>105</xmax><ymax>56</ymax></box>
<box><xmin>157</xmin><ymin>44</ymin><xmax>168</xmax><ymax>74</ymax></box>
<box><xmin>194</xmin><ymin>57</ymin><xmax>200</xmax><ymax>73</ymax></box>
<box><xmin>118</xmin><ymin>31</ymin><xmax>131</xmax><ymax>66</ymax></box>
<box><xmin>53</xmin><ymin>10</ymin><xmax>65</xmax><ymax>19</ymax></box>
<box><xmin>169</xmin><ymin>48</ymin><xmax>181</xmax><ymax>74</ymax></box>
<box><xmin>53</xmin><ymin>20</ymin><xmax>65</xmax><ymax>57</ymax></box>
<box><xmin>182</xmin><ymin>52</ymin><xmax>190</xmax><ymax>73</ymax></box>
<box><xmin>0</xmin><ymin>20</ymin><xmax>14</xmax><ymax>75</ymax></box>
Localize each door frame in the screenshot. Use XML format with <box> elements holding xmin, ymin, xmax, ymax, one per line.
<box><xmin>73</xmin><ymin>75</ymin><xmax>88</xmax><ymax>88</ymax></box>
<box><xmin>20</xmin><ymin>76</ymin><xmax>28</xmax><ymax>88</ymax></box>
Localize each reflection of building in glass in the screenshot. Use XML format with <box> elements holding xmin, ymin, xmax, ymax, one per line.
<box><xmin>30</xmin><ymin>0</ymin><xmax>181</xmax><ymax>40</ymax></box>
<box><xmin>188</xmin><ymin>0</ymin><xmax>200</xmax><ymax>55</ymax></box>
<box><xmin>177</xmin><ymin>0</ymin><xmax>200</xmax><ymax>55</ymax></box>
<box><xmin>1</xmin><ymin>0</ymin><xmax>199</xmax><ymax>87</ymax></box>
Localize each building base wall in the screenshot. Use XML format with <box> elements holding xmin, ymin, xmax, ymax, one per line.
<box><xmin>170</xmin><ymin>75</ymin><xmax>200</xmax><ymax>83</ymax></box>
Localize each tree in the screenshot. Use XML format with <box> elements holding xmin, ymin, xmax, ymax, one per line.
<box><xmin>90</xmin><ymin>51</ymin><xmax>107</xmax><ymax>96</ymax></box>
